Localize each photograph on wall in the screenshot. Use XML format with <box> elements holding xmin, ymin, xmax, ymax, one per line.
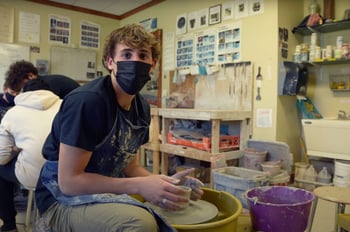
<box><xmin>80</xmin><ymin>21</ymin><xmax>100</xmax><ymax>49</ymax></box>
<box><xmin>217</xmin><ymin>22</ymin><xmax>241</xmax><ymax>63</ymax></box>
<box><xmin>235</xmin><ymin>0</ymin><xmax>249</xmax><ymax>19</ymax></box>
<box><xmin>197</xmin><ymin>8</ymin><xmax>209</xmax><ymax>28</ymax></box>
<box><xmin>187</xmin><ymin>11</ymin><xmax>198</xmax><ymax>31</ymax></box>
<box><xmin>36</xmin><ymin>59</ymin><xmax>49</xmax><ymax>75</ymax></box>
<box><xmin>49</xmin><ymin>14</ymin><xmax>71</xmax><ymax>45</ymax></box>
<box><xmin>176</xmin><ymin>34</ymin><xmax>194</xmax><ymax>67</ymax></box>
<box><xmin>222</xmin><ymin>2</ymin><xmax>234</xmax><ymax>21</ymax></box>
<box><xmin>249</xmin><ymin>0</ymin><xmax>264</xmax><ymax>16</ymax></box>
<box><xmin>195</xmin><ymin>29</ymin><xmax>216</xmax><ymax>65</ymax></box>
<box><xmin>139</xmin><ymin>17</ymin><xmax>157</xmax><ymax>31</ymax></box>
<box><xmin>209</xmin><ymin>4</ymin><xmax>222</xmax><ymax>25</ymax></box>
<box><xmin>0</xmin><ymin>6</ymin><xmax>14</xmax><ymax>43</ymax></box>
<box><xmin>176</xmin><ymin>13</ymin><xmax>187</xmax><ymax>35</ymax></box>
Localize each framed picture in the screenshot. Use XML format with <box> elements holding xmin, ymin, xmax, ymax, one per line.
<box><xmin>209</xmin><ymin>4</ymin><xmax>221</xmax><ymax>25</ymax></box>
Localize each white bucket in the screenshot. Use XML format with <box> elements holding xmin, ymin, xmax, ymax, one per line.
<box><xmin>269</xmin><ymin>171</ymin><xmax>290</xmax><ymax>186</ymax></box>
<box><xmin>334</xmin><ymin>160</ymin><xmax>350</xmax><ymax>182</ymax></box>
<box><xmin>333</xmin><ymin>177</ymin><xmax>350</xmax><ymax>187</ymax></box>
<box><xmin>243</xmin><ymin>148</ymin><xmax>267</xmax><ymax>171</ymax></box>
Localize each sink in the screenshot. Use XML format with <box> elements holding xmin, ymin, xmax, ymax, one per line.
<box><xmin>302</xmin><ymin>119</ymin><xmax>350</xmax><ymax>160</ymax></box>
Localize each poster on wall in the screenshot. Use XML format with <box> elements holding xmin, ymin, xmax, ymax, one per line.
<box><xmin>163</xmin><ymin>31</ymin><xmax>175</xmax><ymax>71</ymax></box>
<box><xmin>49</xmin><ymin>14</ymin><xmax>71</xmax><ymax>45</ymax></box>
<box><xmin>209</xmin><ymin>4</ymin><xmax>222</xmax><ymax>25</ymax></box>
<box><xmin>222</xmin><ymin>2</ymin><xmax>234</xmax><ymax>20</ymax></box>
<box><xmin>176</xmin><ymin>34</ymin><xmax>194</xmax><ymax>68</ymax></box>
<box><xmin>249</xmin><ymin>0</ymin><xmax>264</xmax><ymax>16</ymax></box>
<box><xmin>235</xmin><ymin>0</ymin><xmax>249</xmax><ymax>19</ymax></box>
<box><xmin>176</xmin><ymin>14</ymin><xmax>187</xmax><ymax>35</ymax></box>
<box><xmin>187</xmin><ymin>11</ymin><xmax>198</xmax><ymax>31</ymax></box>
<box><xmin>139</xmin><ymin>17</ymin><xmax>157</xmax><ymax>31</ymax></box>
<box><xmin>217</xmin><ymin>22</ymin><xmax>241</xmax><ymax>63</ymax></box>
<box><xmin>0</xmin><ymin>6</ymin><xmax>14</xmax><ymax>43</ymax></box>
<box><xmin>195</xmin><ymin>29</ymin><xmax>216</xmax><ymax>65</ymax></box>
<box><xmin>197</xmin><ymin>8</ymin><xmax>209</xmax><ymax>28</ymax></box>
<box><xmin>80</xmin><ymin>21</ymin><xmax>100</xmax><ymax>49</ymax></box>
<box><xmin>19</xmin><ymin>11</ymin><xmax>40</xmax><ymax>44</ymax></box>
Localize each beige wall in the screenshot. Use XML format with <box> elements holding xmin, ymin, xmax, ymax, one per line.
<box><xmin>302</xmin><ymin>0</ymin><xmax>350</xmax><ymax>118</ymax></box>
<box><xmin>0</xmin><ymin>0</ymin><xmax>120</xmax><ymax>75</ymax></box>
<box><xmin>2</xmin><ymin>0</ymin><xmax>348</xmax><ymax>161</ymax></box>
<box><xmin>122</xmin><ymin>0</ymin><xmax>350</xmax><ymax>160</ymax></box>
<box><xmin>276</xmin><ymin>1</ymin><xmax>305</xmax><ymax>161</ymax></box>
<box><xmin>122</xmin><ymin>0</ymin><xmax>279</xmax><ymax>141</ymax></box>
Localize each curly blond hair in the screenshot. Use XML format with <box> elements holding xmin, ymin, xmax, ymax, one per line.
<box><xmin>102</xmin><ymin>24</ymin><xmax>160</xmax><ymax>72</ymax></box>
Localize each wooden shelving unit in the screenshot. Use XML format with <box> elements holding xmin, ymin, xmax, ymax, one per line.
<box><xmin>136</xmin><ymin>108</ymin><xmax>161</xmax><ymax>174</ymax></box>
<box><xmin>158</xmin><ymin>108</ymin><xmax>252</xmax><ymax>186</ymax></box>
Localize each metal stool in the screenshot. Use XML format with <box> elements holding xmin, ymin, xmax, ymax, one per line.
<box><xmin>24</xmin><ymin>187</ymin><xmax>38</xmax><ymax>231</ymax></box>
<box><xmin>338</xmin><ymin>214</ymin><xmax>350</xmax><ymax>232</ymax></box>
<box><xmin>308</xmin><ymin>186</ymin><xmax>350</xmax><ymax>232</ymax></box>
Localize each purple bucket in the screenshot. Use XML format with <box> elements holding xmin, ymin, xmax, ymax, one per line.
<box><xmin>245</xmin><ymin>186</ymin><xmax>314</xmax><ymax>232</ymax></box>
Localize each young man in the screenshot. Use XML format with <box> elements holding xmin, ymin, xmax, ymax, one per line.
<box><xmin>0</xmin><ymin>81</ymin><xmax>19</xmax><ymax>123</ymax></box>
<box><xmin>5</xmin><ymin>60</ymin><xmax>80</xmax><ymax>99</ymax></box>
<box><xmin>35</xmin><ymin>24</ymin><xmax>203</xmax><ymax>232</ymax></box>
<box><xmin>0</xmin><ymin>79</ymin><xmax>62</xmax><ymax>232</ymax></box>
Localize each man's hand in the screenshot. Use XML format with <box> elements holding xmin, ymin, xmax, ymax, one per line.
<box><xmin>172</xmin><ymin>168</ymin><xmax>204</xmax><ymax>201</ymax></box>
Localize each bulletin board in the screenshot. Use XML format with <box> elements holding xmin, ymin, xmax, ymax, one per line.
<box><xmin>50</xmin><ymin>46</ymin><xmax>97</xmax><ymax>83</ymax></box>
<box><xmin>0</xmin><ymin>43</ymin><xmax>30</xmax><ymax>89</ymax></box>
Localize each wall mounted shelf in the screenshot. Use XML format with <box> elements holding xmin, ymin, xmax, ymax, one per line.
<box><xmin>294</xmin><ymin>20</ymin><xmax>350</xmax><ymax>36</ymax></box>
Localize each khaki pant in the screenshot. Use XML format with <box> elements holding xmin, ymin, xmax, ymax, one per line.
<box><xmin>39</xmin><ymin>202</ymin><xmax>159</xmax><ymax>232</ymax></box>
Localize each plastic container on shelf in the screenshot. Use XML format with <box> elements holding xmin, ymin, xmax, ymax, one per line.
<box><xmin>334</xmin><ymin>160</ymin><xmax>350</xmax><ymax>182</ymax></box>
<box><xmin>261</xmin><ymin>160</ymin><xmax>282</xmax><ymax>176</ymax></box>
<box><xmin>243</xmin><ymin>148</ymin><xmax>267</xmax><ymax>171</ymax></box>
<box><xmin>304</xmin><ymin>165</ymin><xmax>317</xmax><ymax>181</ymax></box>
<box><xmin>333</xmin><ymin>178</ymin><xmax>350</xmax><ymax>187</ymax></box>
<box><xmin>303</xmin><ymin>165</ymin><xmax>318</xmax><ymax>191</ymax></box>
<box><xmin>317</xmin><ymin>167</ymin><xmax>332</xmax><ymax>184</ymax></box>
<box><xmin>269</xmin><ymin>170</ymin><xmax>290</xmax><ymax>186</ymax></box>
<box><xmin>294</xmin><ymin>162</ymin><xmax>309</xmax><ymax>179</ymax></box>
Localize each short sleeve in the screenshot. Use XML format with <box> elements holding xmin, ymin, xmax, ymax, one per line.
<box><xmin>59</xmin><ymin>92</ymin><xmax>110</xmax><ymax>151</ymax></box>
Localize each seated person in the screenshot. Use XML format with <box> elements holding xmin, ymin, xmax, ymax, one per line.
<box><xmin>0</xmin><ymin>79</ymin><xmax>62</xmax><ymax>232</ymax></box>
<box><xmin>34</xmin><ymin>24</ymin><xmax>203</xmax><ymax>232</ymax></box>
<box><xmin>5</xmin><ymin>60</ymin><xmax>80</xmax><ymax>99</ymax></box>
<box><xmin>0</xmin><ymin>81</ymin><xmax>19</xmax><ymax>122</ymax></box>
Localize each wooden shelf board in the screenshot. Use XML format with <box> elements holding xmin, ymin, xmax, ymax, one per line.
<box><xmin>159</xmin><ymin>108</ymin><xmax>251</xmax><ymax>121</ymax></box>
<box><xmin>160</xmin><ymin>143</ymin><xmax>242</xmax><ymax>162</ymax></box>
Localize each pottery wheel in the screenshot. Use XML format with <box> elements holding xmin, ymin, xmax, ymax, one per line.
<box><xmin>144</xmin><ymin>200</ymin><xmax>218</xmax><ymax>225</ymax></box>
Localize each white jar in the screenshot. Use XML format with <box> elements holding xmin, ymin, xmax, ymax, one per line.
<box><xmin>334</xmin><ymin>48</ymin><xmax>342</xmax><ymax>59</ymax></box>
<box><xmin>294</xmin><ymin>162</ymin><xmax>309</xmax><ymax>179</ymax></box>
<box><xmin>314</xmin><ymin>46</ymin><xmax>321</xmax><ymax>60</ymax></box>
<box><xmin>337</xmin><ymin>36</ymin><xmax>344</xmax><ymax>49</ymax></box>
<box><xmin>325</xmin><ymin>45</ymin><xmax>333</xmax><ymax>59</ymax></box>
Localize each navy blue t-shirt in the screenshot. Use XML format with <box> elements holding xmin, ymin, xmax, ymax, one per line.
<box><xmin>0</xmin><ymin>94</ymin><xmax>13</xmax><ymax>122</ymax></box>
<box><xmin>38</xmin><ymin>74</ymin><xmax>80</xmax><ymax>99</ymax></box>
<box><xmin>35</xmin><ymin>76</ymin><xmax>150</xmax><ymax>214</ymax></box>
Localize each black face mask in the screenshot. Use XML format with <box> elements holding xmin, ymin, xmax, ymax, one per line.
<box><xmin>115</xmin><ymin>61</ymin><xmax>151</xmax><ymax>95</ymax></box>
<box><xmin>5</xmin><ymin>92</ymin><xmax>15</xmax><ymax>106</ymax></box>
